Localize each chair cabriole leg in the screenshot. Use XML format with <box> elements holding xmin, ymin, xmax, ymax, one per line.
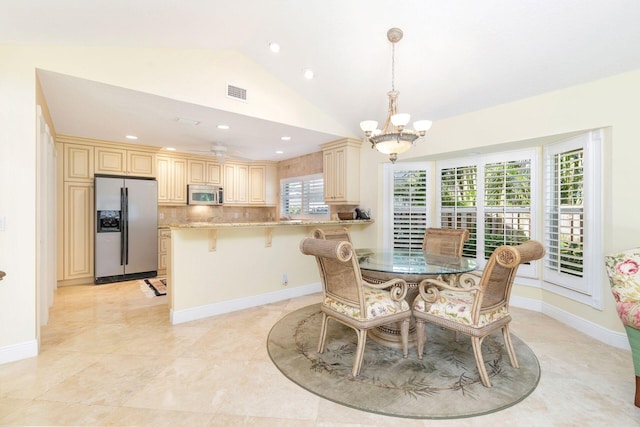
<box><xmin>415</xmin><ymin>319</ymin><xmax>426</xmax><ymax>359</ymax></box>
<box><xmin>400</xmin><ymin>318</ymin><xmax>409</xmax><ymax>358</ymax></box>
<box><xmin>502</xmin><ymin>325</ymin><xmax>519</xmax><ymax>368</ymax></box>
<box><xmin>317</xmin><ymin>313</ymin><xmax>329</xmax><ymax>353</ymax></box>
<box><xmin>352</xmin><ymin>329</ymin><xmax>368</xmax><ymax>376</ymax></box>
<box><xmin>471</xmin><ymin>336</ymin><xmax>491</xmax><ymax>387</ymax></box>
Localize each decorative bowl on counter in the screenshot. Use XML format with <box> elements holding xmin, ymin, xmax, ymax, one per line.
<box><xmin>337</xmin><ymin>212</ymin><xmax>354</xmax><ymax>220</ymax></box>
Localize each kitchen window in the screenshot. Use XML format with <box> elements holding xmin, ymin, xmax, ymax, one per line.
<box><xmin>280</xmin><ymin>173</ymin><xmax>328</xmax><ymax>218</ymax></box>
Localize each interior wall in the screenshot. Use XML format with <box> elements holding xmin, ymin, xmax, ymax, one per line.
<box><xmin>0</xmin><ymin>48</ymin><xmax>39</xmax><ymax>361</ymax></box>
<box><xmin>1</xmin><ymin>43</ymin><xmax>639</xmax><ymax>362</ymax></box>
<box><xmin>360</xmin><ymin>69</ymin><xmax>640</xmax><ymax>335</ymax></box>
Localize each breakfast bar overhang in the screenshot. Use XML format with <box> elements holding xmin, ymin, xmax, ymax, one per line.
<box><xmin>166</xmin><ymin>220</ymin><xmax>374</xmax><ymax>324</ymax></box>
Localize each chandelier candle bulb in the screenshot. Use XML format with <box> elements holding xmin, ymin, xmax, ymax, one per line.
<box><xmin>360</xmin><ymin>27</ymin><xmax>432</xmax><ymax>163</ymax></box>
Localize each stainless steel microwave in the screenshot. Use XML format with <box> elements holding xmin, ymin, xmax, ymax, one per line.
<box><xmin>187</xmin><ymin>185</ymin><xmax>223</xmax><ymax>205</ymax></box>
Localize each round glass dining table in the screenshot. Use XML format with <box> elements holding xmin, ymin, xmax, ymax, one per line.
<box><xmin>356</xmin><ymin>248</ymin><xmax>477</xmax><ymax>348</ymax></box>
<box><xmin>356</xmin><ymin>248</ymin><xmax>477</xmax><ymax>282</ymax></box>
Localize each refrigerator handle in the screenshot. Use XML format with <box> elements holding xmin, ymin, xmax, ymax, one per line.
<box><xmin>123</xmin><ymin>187</ymin><xmax>129</xmax><ymax>265</ymax></box>
<box><xmin>120</xmin><ymin>187</ymin><xmax>125</xmax><ymax>266</ymax></box>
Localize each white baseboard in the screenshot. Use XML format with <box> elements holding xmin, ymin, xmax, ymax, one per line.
<box><xmin>171</xmin><ymin>282</ymin><xmax>322</xmax><ymax>325</ymax></box>
<box><xmin>0</xmin><ymin>340</ymin><xmax>38</xmax><ymax>365</ymax></box>
<box><xmin>511</xmin><ymin>295</ymin><xmax>630</xmax><ymax>350</ymax></box>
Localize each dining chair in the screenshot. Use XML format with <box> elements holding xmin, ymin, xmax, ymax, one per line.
<box><xmin>412</xmin><ymin>240</ymin><xmax>545</xmax><ymax>387</ymax></box>
<box><xmin>300</xmin><ymin>236</ymin><xmax>411</xmax><ymax>377</ymax></box>
<box><xmin>313</xmin><ymin>227</ymin><xmax>352</xmax><ymax>243</ymax></box>
<box><xmin>422</xmin><ymin>228</ymin><xmax>470</xmax><ymax>258</ymax></box>
<box><xmin>605</xmin><ymin>248</ymin><xmax>640</xmax><ymax>407</ymax></box>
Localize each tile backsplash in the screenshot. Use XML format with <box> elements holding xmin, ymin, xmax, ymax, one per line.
<box><xmin>158</xmin><ymin>205</ymin><xmax>278</xmax><ymax>225</ymax></box>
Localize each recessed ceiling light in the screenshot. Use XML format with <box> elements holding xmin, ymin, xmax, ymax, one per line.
<box><xmin>125</xmin><ymin>135</ymin><xmax>138</xmax><ymax>140</ymax></box>
<box><xmin>281</xmin><ymin>136</ymin><xmax>291</xmax><ymax>141</ymax></box>
<box><xmin>303</xmin><ymin>68</ymin><xmax>314</xmax><ymax>80</ymax></box>
<box><xmin>275</xmin><ymin>150</ymin><xmax>284</xmax><ymax>154</ymax></box>
<box><xmin>269</xmin><ymin>42</ymin><xmax>280</xmax><ymax>53</ymax></box>
<box><xmin>217</xmin><ymin>124</ymin><xmax>230</xmax><ymax>130</ymax></box>
<box><xmin>165</xmin><ymin>147</ymin><xmax>177</xmax><ymax>151</ymax></box>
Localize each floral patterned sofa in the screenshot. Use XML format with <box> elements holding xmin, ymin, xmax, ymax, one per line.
<box><xmin>605</xmin><ymin>248</ymin><xmax>640</xmax><ymax>407</ymax></box>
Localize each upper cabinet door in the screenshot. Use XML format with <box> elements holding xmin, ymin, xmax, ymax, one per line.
<box><xmin>95</xmin><ymin>147</ymin><xmax>126</xmax><ymax>175</ymax></box>
<box><xmin>64</xmin><ymin>144</ymin><xmax>94</xmax><ymax>182</ymax></box>
<box><xmin>321</xmin><ymin>138</ymin><xmax>361</xmax><ymax>205</ymax></box>
<box><xmin>127</xmin><ymin>150</ymin><xmax>155</xmax><ymax>177</ymax></box>
<box><xmin>157</xmin><ymin>155</ymin><xmax>187</xmax><ymax>205</ymax></box>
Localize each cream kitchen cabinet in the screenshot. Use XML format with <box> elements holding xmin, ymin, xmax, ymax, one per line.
<box><xmin>223</xmin><ymin>162</ymin><xmax>249</xmax><ymax>204</ymax></box>
<box><xmin>63</xmin><ymin>143</ymin><xmax>94</xmax><ymax>182</ymax></box>
<box><xmin>157</xmin><ymin>155</ymin><xmax>187</xmax><ymax>205</ymax></box>
<box><xmin>157</xmin><ymin>229</ymin><xmax>171</xmax><ymax>274</ymax></box>
<box><xmin>95</xmin><ymin>147</ymin><xmax>156</xmax><ymax>177</ymax></box>
<box><xmin>63</xmin><ymin>181</ymin><xmax>94</xmax><ymax>280</ymax></box>
<box><xmin>249</xmin><ymin>162</ymin><xmax>277</xmax><ymax>205</ymax></box>
<box><xmin>187</xmin><ymin>159</ymin><xmax>222</xmax><ymax>185</ymax></box>
<box><xmin>321</xmin><ymin>138</ymin><xmax>361</xmax><ymax>204</ymax></box>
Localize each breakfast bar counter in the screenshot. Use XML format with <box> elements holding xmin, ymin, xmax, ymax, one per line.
<box><xmin>165</xmin><ymin>219</ymin><xmax>374</xmax><ymax>325</ymax></box>
<box><xmin>161</xmin><ymin>219</ymin><xmax>372</xmax><ymax>229</ymax></box>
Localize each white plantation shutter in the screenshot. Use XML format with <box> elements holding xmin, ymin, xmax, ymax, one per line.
<box><xmin>484</xmin><ymin>160</ymin><xmax>532</xmax><ymax>257</ymax></box>
<box><xmin>280</xmin><ymin>174</ymin><xmax>328</xmax><ymax>216</ymax></box>
<box><xmin>440</xmin><ymin>165</ymin><xmax>478</xmax><ymax>257</ymax></box>
<box><xmin>393</xmin><ymin>169</ymin><xmax>427</xmax><ymax>249</ymax></box>
<box><xmin>542</xmin><ymin>130</ymin><xmax>602</xmax><ymax>307</ymax></box>
<box><xmin>545</xmin><ymin>148</ymin><xmax>584</xmax><ymax>278</ymax></box>
<box><xmin>437</xmin><ymin>149</ymin><xmax>537</xmax><ymax>275</ymax></box>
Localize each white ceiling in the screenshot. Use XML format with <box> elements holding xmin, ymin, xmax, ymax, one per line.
<box><xmin>4</xmin><ymin>0</ymin><xmax>640</xmax><ymax>161</ymax></box>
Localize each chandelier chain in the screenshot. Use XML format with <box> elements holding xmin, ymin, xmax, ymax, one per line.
<box><xmin>391</xmin><ymin>42</ymin><xmax>396</xmax><ymax>92</ymax></box>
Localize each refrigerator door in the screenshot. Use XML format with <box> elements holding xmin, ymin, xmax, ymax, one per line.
<box><xmin>124</xmin><ymin>178</ymin><xmax>158</xmax><ymax>275</ymax></box>
<box><xmin>95</xmin><ymin>176</ymin><xmax>125</xmax><ymax>279</ymax></box>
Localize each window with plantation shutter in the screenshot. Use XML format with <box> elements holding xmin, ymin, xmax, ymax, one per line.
<box><xmin>280</xmin><ymin>173</ymin><xmax>328</xmax><ymax>217</ymax></box>
<box><xmin>542</xmin><ymin>130</ymin><xmax>602</xmax><ymax>307</ymax></box>
<box><xmin>393</xmin><ymin>169</ymin><xmax>428</xmax><ymax>249</ymax></box>
<box><xmin>440</xmin><ymin>165</ymin><xmax>478</xmax><ymax>258</ymax></box>
<box><xmin>437</xmin><ymin>149</ymin><xmax>537</xmax><ymax>275</ymax></box>
<box><xmin>484</xmin><ymin>160</ymin><xmax>532</xmax><ymax>258</ymax></box>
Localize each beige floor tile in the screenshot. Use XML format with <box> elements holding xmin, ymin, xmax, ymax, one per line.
<box><xmin>1</xmin><ymin>280</ymin><xmax>639</xmax><ymax>426</ymax></box>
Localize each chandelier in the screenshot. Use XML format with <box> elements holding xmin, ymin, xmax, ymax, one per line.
<box><xmin>360</xmin><ymin>28</ymin><xmax>432</xmax><ymax>163</ymax></box>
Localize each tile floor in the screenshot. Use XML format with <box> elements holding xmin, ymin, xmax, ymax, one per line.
<box><xmin>0</xmin><ymin>280</ymin><xmax>639</xmax><ymax>426</ymax></box>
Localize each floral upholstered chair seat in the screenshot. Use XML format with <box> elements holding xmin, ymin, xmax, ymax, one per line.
<box><xmin>413</xmin><ymin>291</ymin><xmax>509</xmax><ymax>327</ymax></box>
<box><xmin>323</xmin><ymin>287</ymin><xmax>410</xmax><ymax>320</ymax></box>
<box><xmin>605</xmin><ymin>248</ymin><xmax>640</xmax><ymax>407</ymax></box>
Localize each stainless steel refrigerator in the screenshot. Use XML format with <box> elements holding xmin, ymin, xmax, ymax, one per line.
<box><xmin>95</xmin><ymin>175</ymin><xmax>158</xmax><ymax>284</ymax></box>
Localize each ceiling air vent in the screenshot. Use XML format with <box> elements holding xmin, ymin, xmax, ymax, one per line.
<box><xmin>227</xmin><ymin>83</ymin><xmax>247</xmax><ymax>102</ymax></box>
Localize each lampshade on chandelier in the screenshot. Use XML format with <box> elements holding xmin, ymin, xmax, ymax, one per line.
<box><xmin>360</xmin><ymin>28</ymin><xmax>432</xmax><ymax>163</ymax></box>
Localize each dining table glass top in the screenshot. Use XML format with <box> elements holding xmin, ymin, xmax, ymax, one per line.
<box><xmin>356</xmin><ymin>248</ymin><xmax>477</xmax><ymax>276</ymax></box>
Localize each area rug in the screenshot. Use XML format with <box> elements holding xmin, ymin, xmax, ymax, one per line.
<box><xmin>141</xmin><ymin>278</ymin><xmax>167</xmax><ymax>296</ymax></box>
<box><xmin>267</xmin><ymin>304</ymin><xmax>540</xmax><ymax>419</ymax></box>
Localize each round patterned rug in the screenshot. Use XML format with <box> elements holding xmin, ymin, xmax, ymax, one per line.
<box><xmin>267</xmin><ymin>304</ymin><xmax>540</xmax><ymax>419</ymax></box>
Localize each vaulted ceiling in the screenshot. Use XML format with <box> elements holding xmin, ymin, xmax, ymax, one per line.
<box><xmin>3</xmin><ymin>1</ymin><xmax>640</xmax><ymax>160</ymax></box>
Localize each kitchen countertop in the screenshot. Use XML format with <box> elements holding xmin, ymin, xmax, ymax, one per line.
<box><xmin>159</xmin><ymin>219</ymin><xmax>373</xmax><ymax>230</ymax></box>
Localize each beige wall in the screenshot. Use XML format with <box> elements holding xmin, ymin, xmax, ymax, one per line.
<box><xmin>360</xmin><ymin>69</ymin><xmax>640</xmax><ymax>336</ymax></box>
